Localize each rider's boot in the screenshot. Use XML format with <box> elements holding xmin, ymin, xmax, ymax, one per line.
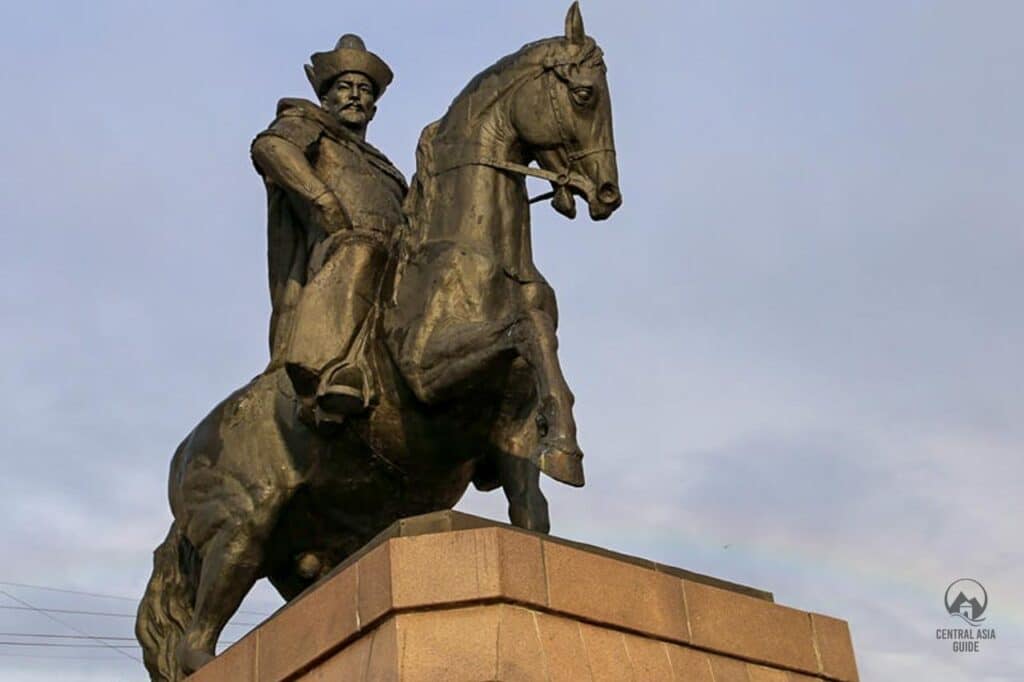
<box><xmin>284</xmin><ymin>235</ymin><xmax>385</xmax><ymax>426</ymax></box>
<box><xmin>315</xmin><ymin>256</ymin><xmax>381</xmax><ymax>419</ymax></box>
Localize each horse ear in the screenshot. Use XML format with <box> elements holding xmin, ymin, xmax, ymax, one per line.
<box><xmin>565</xmin><ymin>1</ymin><xmax>585</xmax><ymax>45</ymax></box>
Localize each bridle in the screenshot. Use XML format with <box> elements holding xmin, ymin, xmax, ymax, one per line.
<box><xmin>432</xmin><ymin>48</ymin><xmax>615</xmax><ymax>204</ymax></box>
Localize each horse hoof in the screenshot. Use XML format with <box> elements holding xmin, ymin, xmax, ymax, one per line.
<box><xmin>177</xmin><ymin>645</ymin><xmax>215</xmax><ymax>675</ymax></box>
<box><xmin>509</xmin><ymin>505</ymin><xmax>551</xmax><ymax>534</ymax></box>
<box><xmin>536</xmin><ymin>440</ymin><xmax>585</xmax><ymax>487</ymax></box>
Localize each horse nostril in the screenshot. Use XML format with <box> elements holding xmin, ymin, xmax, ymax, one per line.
<box><xmin>598</xmin><ymin>182</ymin><xmax>621</xmax><ymax>206</ymax></box>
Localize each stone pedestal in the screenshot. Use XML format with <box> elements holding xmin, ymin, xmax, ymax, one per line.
<box><xmin>188</xmin><ymin>511</ymin><xmax>858</xmax><ymax>681</ymax></box>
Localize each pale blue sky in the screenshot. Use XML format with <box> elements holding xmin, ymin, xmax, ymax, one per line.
<box><xmin>1</xmin><ymin>1</ymin><xmax>1022</xmax><ymax>679</ymax></box>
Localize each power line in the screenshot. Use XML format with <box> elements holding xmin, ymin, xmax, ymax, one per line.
<box><xmin>0</xmin><ymin>633</ymin><xmax>235</xmax><ymax>644</ymax></box>
<box><xmin>0</xmin><ymin>581</ymin><xmax>273</xmax><ymax>617</ymax></box>
<box><xmin>0</xmin><ymin>591</ymin><xmax>141</xmax><ymax>663</ymax></box>
<box><xmin>0</xmin><ymin>652</ymin><xmax>134</xmax><ymax>661</ymax></box>
<box><xmin>0</xmin><ymin>605</ymin><xmax>257</xmax><ymax>626</ymax></box>
<box><xmin>0</xmin><ymin>582</ymin><xmax>139</xmax><ymax>602</ymax></box>
<box><xmin>0</xmin><ymin>642</ymin><xmax>140</xmax><ymax>649</ymax></box>
<box><xmin>0</xmin><ymin>606</ymin><xmax>134</xmax><ymax>618</ymax></box>
<box><xmin>0</xmin><ymin>633</ymin><xmax>135</xmax><ymax>640</ymax></box>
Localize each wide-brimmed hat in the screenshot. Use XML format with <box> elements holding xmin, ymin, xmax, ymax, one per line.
<box><xmin>305</xmin><ymin>34</ymin><xmax>393</xmax><ymax>98</ymax></box>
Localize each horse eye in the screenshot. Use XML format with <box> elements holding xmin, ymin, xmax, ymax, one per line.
<box><xmin>572</xmin><ymin>86</ymin><xmax>594</xmax><ymax>104</ymax></box>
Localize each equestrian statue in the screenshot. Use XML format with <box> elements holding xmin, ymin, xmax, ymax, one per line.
<box><xmin>136</xmin><ymin>4</ymin><xmax>621</xmax><ymax>679</ymax></box>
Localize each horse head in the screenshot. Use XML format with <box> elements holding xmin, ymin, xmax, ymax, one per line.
<box><xmin>510</xmin><ymin>2</ymin><xmax>622</xmax><ymax>221</ymax></box>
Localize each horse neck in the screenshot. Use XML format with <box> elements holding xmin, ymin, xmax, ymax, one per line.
<box><xmin>417</xmin><ymin>103</ymin><xmax>531</xmax><ymax>249</ymax></box>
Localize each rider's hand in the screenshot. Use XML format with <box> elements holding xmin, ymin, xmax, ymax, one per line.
<box><xmin>311</xmin><ymin>190</ymin><xmax>352</xmax><ymax>234</ymax></box>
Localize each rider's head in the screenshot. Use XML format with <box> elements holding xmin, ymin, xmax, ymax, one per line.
<box><xmin>322</xmin><ymin>71</ymin><xmax>377</xmax><ymax>134</ymax></box>
<box><xmin>305</xmin><ymin>34</ymin><xmax>392</xmax><ymax>138</ymax></box>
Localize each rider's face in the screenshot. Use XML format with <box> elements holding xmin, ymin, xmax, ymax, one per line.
<box><xmin>323</xmin><ymin>72</ymin><xmax>377</xmax><ymax>131</ymax></box>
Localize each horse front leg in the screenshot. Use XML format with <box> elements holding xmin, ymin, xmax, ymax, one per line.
<box><xmin>512</xmin><ymin>283</ymin><xmax>584</xmax><ymax>487</ymax></box>
<box><xmin>398</xmin><ymin>315</ymin><xmax>521</xmax><ymax>405</ymax></box>
<box><xmin>498</xmin><ymin>453</ymin><xmax>550</xmax><ymax>533</ymax></box>
<box><xmin>391</xmin><ymin>251</ymin><xmax>582</xmax><ymax>486</ymax></box>
<box><xmin>397</xmin><ymin>303</ymin><xmax>583</xmax><ymax>486</ymax></box>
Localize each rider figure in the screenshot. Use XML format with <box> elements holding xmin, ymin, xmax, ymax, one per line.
<box><xmin>251</xmin><ymin>34</ymin><xmax>407</xmax><ymax>424</ymax></box>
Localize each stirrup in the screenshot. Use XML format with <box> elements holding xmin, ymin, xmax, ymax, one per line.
<box><xmin>317</xmin><ymin>383</ymin><xmax>366</xmax><ymax>416</ymax></box>
<box><xmin>317</xmin><ymin>361</ymin><xmax>371</xmax><ymax>416</ymax></box>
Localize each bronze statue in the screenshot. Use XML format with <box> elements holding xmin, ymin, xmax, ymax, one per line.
<box><xmin>136</xmin><ymin>4</ymin><xmax>621</xmax><ymax>680</ymax></box>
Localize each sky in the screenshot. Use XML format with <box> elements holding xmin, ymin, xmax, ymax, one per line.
<box><xmin>1</xmin><ymin>1</ymin><xmax>1022</xmax><ymax>679</ymax></box>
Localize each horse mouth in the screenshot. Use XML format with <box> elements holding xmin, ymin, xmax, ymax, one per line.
<box><xmin>588</xmin><ymin>201</ymin><xmax>617</xmax><ymax>221</ymax></box>
<box><xmin>552</xmin><ymin>184</ymin><xmax>620</xmax><ymax>221</ymax></box>
<box><xmin>587</xmin><ymin>182</ymin><xmax>622</xmax><ymax>220</ymax></box>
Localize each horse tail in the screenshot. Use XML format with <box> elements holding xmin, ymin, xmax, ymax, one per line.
<box><xmin>136</xmin><ymin>520</ymin><xmax>198</xmax><ymax>682</ymax></box>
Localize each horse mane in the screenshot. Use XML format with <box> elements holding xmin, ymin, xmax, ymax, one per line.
<box><xmin>398</xmin><ymin>39</ymin><xmax>551</xmax><ymax>250</ymax></box>
<box><xmin>436</xmin><ymin>38</ymin><xmax>555</xmax><ymax>140</ymax></box>
<box><xmin>437</xmin><ymin>35</ymin><xmax>602</xmax><ymax>140</ymax></box>
<box><xmin>397</xmin><ymin>119</ymin><xmax>440</xmax><ymax>256</ymax></box>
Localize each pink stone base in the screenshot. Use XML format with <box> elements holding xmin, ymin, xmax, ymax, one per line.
<box><xmin>188</xmin><ymin>511</ymin><xmax>858</xmax><ymax>681</ymax></box>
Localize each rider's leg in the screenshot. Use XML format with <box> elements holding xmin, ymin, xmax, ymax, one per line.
<box><xmin>286</xmin><ymin>233</ymin><xmax>387</xmax><ymax>418</ymax></box>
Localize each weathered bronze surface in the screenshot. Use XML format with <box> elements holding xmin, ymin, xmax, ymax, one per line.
<box><xmin>136</xmin><ymin>4</ymin><xmax>621</xmax><ymax>680</ymax></box>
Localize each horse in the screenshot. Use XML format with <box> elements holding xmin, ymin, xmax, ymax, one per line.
<box><xmin>135</xmin><ymin>4</ymin><xmax>621</xmax><ymax>680</ymax></box>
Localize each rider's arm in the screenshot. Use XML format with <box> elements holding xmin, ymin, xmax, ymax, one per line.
<box><xmin>251</xmin><ymin>135</ymin><xmax>330</xmax><ymax>206</ymax></box>
<box><xmin>252</xmin><ymin>130</ymin><xmax>350</xmax><ymax>233</ymax></box>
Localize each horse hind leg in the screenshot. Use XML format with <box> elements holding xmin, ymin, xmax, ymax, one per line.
<box><xmin>176</xmin><ymin>504</ymin><xmax>280</xmax><ymax>675</ymax></box>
